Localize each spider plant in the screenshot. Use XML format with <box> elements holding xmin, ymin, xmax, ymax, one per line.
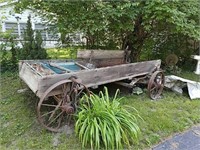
<box><xmin>75</xmin><ymin>87</ymin><xmax>141</xmax><ymax>149</ymax></box>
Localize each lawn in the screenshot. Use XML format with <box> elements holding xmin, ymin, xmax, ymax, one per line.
<box><xmin>47</xmin><ymin>47</ymin><xmax>79</xmax><ymax>59</ymax></box>
<box><xmin>0</xmin><ymin>49</ymin><xmax>200</xmax><ymax>149</ymax></box>
<box><xmin>1</xmin><ymin>72</ymin><xmax>200</xmax><ymax>150</ymax></box>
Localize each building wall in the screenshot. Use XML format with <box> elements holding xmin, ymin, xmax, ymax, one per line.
<box><xmin>0</xmin><ymin>2</ymin><xmax>60</xmax><ymax>48</ymax></box>
<box><xmin>0</xmin><ymin>2</ymin><xmax>86</xmax><ymax>48</ymax></box>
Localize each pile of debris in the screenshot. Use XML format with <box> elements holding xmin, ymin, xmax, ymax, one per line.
<box><xmin>165</xmin><ymin>75</ymin><xmax>200</xmax><ymax>99</ymax></box>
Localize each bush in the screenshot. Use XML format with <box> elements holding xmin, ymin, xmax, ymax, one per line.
<box><xmin>0</xmin><ymin>15</ymin><xmax>47</xmax><ymax>73</ymax></box>
<box><xmin>75</xmin><ymin>87</ymin><xmax>141</xmax><ymax>150</ymax></box>
<box><xmin>0</xmin><ymin>38</ymin><xmax>19</xmax><ymax>73</ymax></box>
<box><xmin>19</xmin><ymin>15</ymin><xmax>47</xmax><ymax>60</ymax></box>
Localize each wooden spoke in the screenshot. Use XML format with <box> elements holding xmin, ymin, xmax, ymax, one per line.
<box><xmin>150</xmin><ymin>86</ymin><xmax>156</xmax><ymax>92</ymax></box>
<box><xmin>48</xmin><ymin>100</ymin><xmax>62</xmax><ymax>121</ymax></box>
<box><xmin>77</xmin><ymin>88</ymin><xmax>84</xmax><ymax>97</ymax></box>
<box><xmin>53</xmin><ymin>95</ymin><xmax>61</xmax><ymax>102</ymax></box>
<box><xmin>41</xmin><ymin>110</ymin><xmax>55</xmax><ymax>117</ymax></box>
<box><xmin>47</xmin><ymin>111</ymin><xmax>64</xmax><ymax>127</ymax></box>
<box><xmin>41</xmin><ymin>104</ymin><xmax>57</xmax><ymax>107</ymax></box>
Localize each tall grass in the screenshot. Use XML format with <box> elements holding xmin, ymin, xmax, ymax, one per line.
<box><xmin>75</xmin><ymin>87</ymin><xmax>141</xmax><ymax>149</ymax></box>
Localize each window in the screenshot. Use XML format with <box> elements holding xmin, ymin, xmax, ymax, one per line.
<box><xmin>35</xmin><ymin>24</ymin><xmax>59</xmax><ymax>41</ymax></box>
<box><xmin>35</xmin><ymin>24</ymin><xmax>47</xmax><ymax>40</ymax></box>
<box><xmin>20</xmin><ymin>23</ymin><xmax>26</xmax><ymax>35</ymax></box>
<box><xmin>5</xmin><ymin>22</ymin><xmax>18</xmax><ymax>37</ymax></box>
<box><xmin>47</xmin><ymin>26</ymin><xmax>59</xmax><ymax>40</ymax></box>
<box><xmin>3</xmin><ymin>22</ymin><xmax>59</xmax><ymax>41</ymax></box>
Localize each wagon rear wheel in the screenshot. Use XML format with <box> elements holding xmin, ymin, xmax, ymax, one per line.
<box><xmin>148</xmin><ymin>70</ymin><xmax>165</xmax><ymax>100</ymax></box>
<box><xmin>37</xmin><ymin>78</ymin><xmax>89</xmax><ymax>132</ymax></box>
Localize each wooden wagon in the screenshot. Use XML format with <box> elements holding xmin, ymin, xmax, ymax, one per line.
<box><xmin>19</xmin><ymin>50</ymin><xmax>165</xmax><ymax>132</ymax></box>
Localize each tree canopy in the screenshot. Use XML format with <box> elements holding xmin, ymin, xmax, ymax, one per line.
<box><xmin>15</xmin><ymin>0</ymin><xmax>200</xmax><ymax>62</ymax></box>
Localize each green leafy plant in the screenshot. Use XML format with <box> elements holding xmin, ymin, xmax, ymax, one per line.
<box><xmin>16</xmin><ymin>1</ymin><xmax>200</xmax><ymax>61</ymax></box>
<box><xmin>0</xmin><ymin>36</ymin><xmax>19</xmax><ymax>73</ymax></box>
<box><xmin>19</xmin><ymin>15</ymin><xmax>47</xmax><ymax>60</ymax></box>
<box><xmin>75</xmin><ymin>87</ymin><xmax>141</xmax><ymax>150</ymax></box>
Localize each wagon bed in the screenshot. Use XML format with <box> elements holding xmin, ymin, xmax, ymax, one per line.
<box><xmin>19</xmin><ymin>50</ymin><xmax>164</xmax><ymax>132</ymax></box>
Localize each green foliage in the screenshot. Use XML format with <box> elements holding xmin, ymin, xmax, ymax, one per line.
<box><xmin>0</xmin><ymin>15</ymin><xmax>48</xmax><ymax>72</ymax></box>
<box><xmin>19</xmin><ymin>15</ymin><xmax>47</xmax><ymax>60</ymax></box>
<box><xmin>0</xmin><ymin>0</ymin><xmax>7</xmax><ymax>2</ymax></box>
<box><xmin>75</xmin><ymin>87</ymin><xmax>140</xmax><ymax>149</ymax></box>
<box><xmin>165</xmin><ymin>65</ymin><xmax>182</xmax><ymax>75</ymax></box>
<box><xmin>15</xmin><ymin>0</ymin><xmax>200</xmax><ymax>62</ymax></box>
<box><xmin>0</xmin><ymin>34</ymin><xmax>19</xmax><ymax>73</ymax></box>
<box><xmin>47</xmin><ymin>47</ymin><xmax>78</xmax><ymax>59</ymax></box>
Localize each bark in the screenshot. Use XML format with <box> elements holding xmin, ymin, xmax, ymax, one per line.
<box><xmin>122</xmin><ymin>15</ymin><xmax>148</xmax><ymax>62</ymax></box>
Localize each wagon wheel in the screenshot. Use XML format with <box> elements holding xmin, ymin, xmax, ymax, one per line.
<box><xmin>37</xmin><ymin>77</ymin><xmax>90</xmax><ymax>132</ymax></box>
<box><xmin>148</xmin><ymin>70</ymin><xmax>165</xmax><ymax>100</ymax></box>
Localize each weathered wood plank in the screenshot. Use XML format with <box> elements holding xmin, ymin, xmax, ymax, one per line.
<box><xmin>114</xmin><ymin>82</ymin><xmax>134</xmax><ymax>88</ymax></box>
<box><xmin>91</xmin><ymin>58</ymin><xmax>125</xmax><ymax>67</ymax></box>
<box><xmin>49</xmin><ymin>63</ymin><xmax>71</xmax><ymax>73</ymax></box>
<box><xmin>75</xmin><ymin>62</ymin><xmax>89</xmax><ymax>70</ymax></box>
<box><xmin>77</xmin><ymin>50</ymin><xmax>125</xmax><ymax>59</ymax></box>
<box><xmin>19</xmin><ymin>62</ymin><xmax>41</xmax><ymax>94</ymax></box>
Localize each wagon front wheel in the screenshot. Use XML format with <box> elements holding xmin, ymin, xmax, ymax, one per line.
<box><xmin>37</xmin><ymin>78</ymin><xmax>89</xmax><ymax>132</ymax></box>
<box><xmin>148</xmin><ymin>70</ymin><xmax>165</xmax><ymax>100</ymax></box>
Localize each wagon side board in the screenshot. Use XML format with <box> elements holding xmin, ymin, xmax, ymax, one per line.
<box><xmin>77</xmin><ymin>50</ymin><xmax>125</xmax><ymax>59</ymax></box>
<box><xmin>19</xmin><ymin>62</ymin><xmax>42</xmax><ymax>94</ymax></box>
<box><xmin>36</xmin><ymin>60</ymin><xmax>161</xmax><ymax>98</ymax></box>
<box><xmin>77</xmin><ymin>50</ymin><xmax>127</xmax><ymax>67</ymax></box>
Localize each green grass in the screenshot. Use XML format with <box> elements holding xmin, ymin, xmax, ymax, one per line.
<box><xmin>179</xmin><ymin>71</ymin><xmax>200</xmax><ymax>82</ymax></box>
<box><xmin>124</xmin><ymin>93</ymin><xmax>200</xmax><ymax>149</ymax></box>
<box><xmin>47</xmin><ymin>47</ymin><xmax>79</xmax><ymax>59</ymax></box>
<box><xmin>0</xmin><ymin>71</ymin><xmax>200</xmax><ymax>150</ymax></box>
<box><xmin>0</xmin><ymin>73</ymin><xmax>81</xmax><ymax>150</ymax></box>
<box><xmin>0</xmin><ymin>47</ymin><xmax>79</xmax><ymax>61</ymax></box>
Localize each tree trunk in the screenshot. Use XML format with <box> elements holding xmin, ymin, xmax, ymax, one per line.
<box><xmin>122</xmin><ymin>15</ymin><xmax>147</xmax><ymax>62</ymax></box>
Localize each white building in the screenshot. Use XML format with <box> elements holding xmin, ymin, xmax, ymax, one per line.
<box><xmin>0</xmin><ymin>1</ymin><xmax>85</xmax><ymax>48</ymax></box>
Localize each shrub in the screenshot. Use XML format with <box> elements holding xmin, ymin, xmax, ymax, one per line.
<box><xmin>75</xmin><ymin>87</ymin><xmax>141</xmax><ymax>150</ymax></box>
<box><xmin>19</xmin><ymin>15</ymin><xmax>47</xmax><ymax>60</ymax></box>
<box><xmin>0</xmin><ymin>37</ymin><xmax>19</xmax><ymax>73</ymax></box>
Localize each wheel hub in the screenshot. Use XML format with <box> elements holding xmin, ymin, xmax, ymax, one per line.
<box><xmin>61</xmin><ymin>104</ymin><xmax>75</xmax><ymax>114</ymax></box>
